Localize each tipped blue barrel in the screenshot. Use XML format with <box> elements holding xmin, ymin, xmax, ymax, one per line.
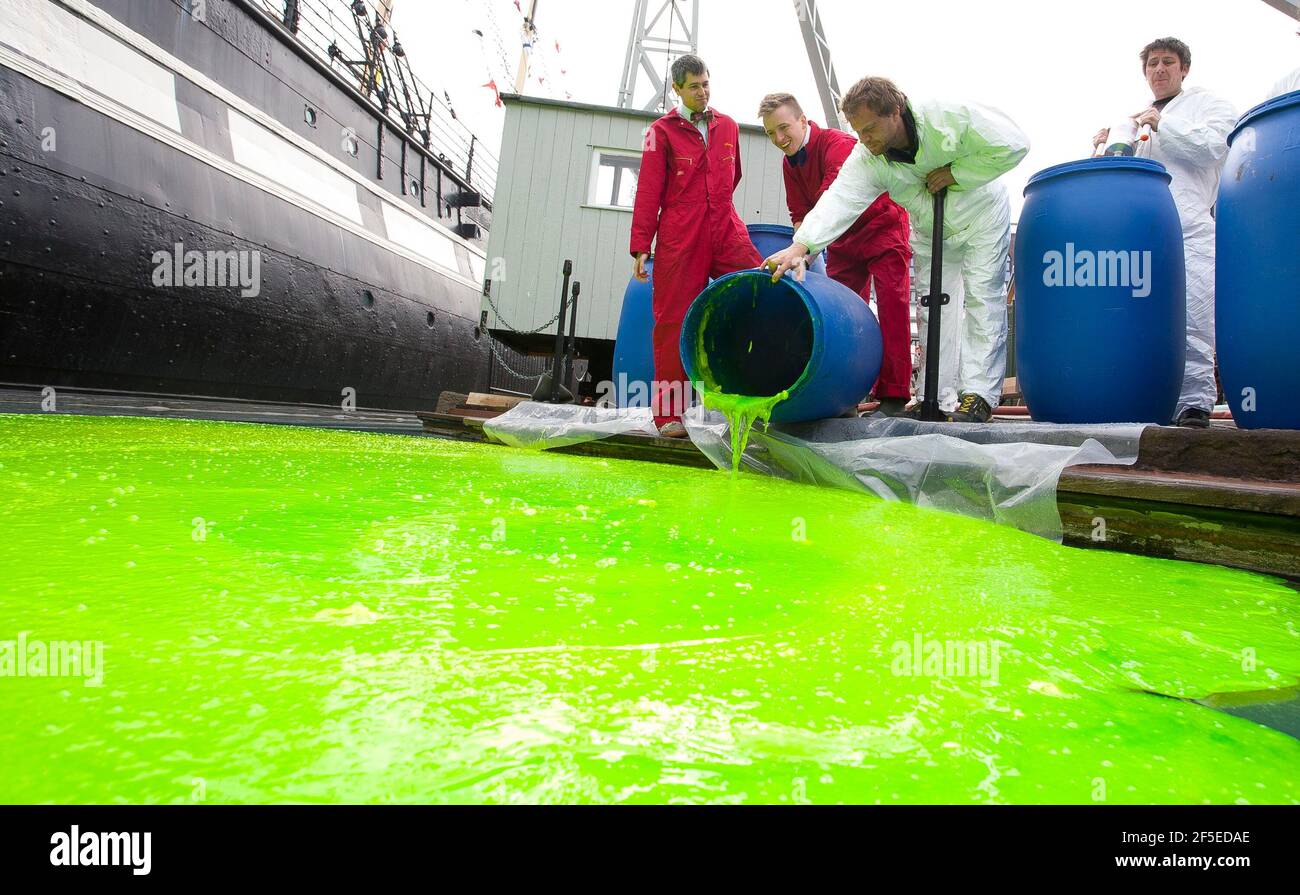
<box><xmin>1015</xmin><ymin>157</ymin><xmax>1185</xmax><ymax>424</ymax></box>
<box><xmin>680</xmin><ymin>269</ymin><xmax>881</xmax><ymax>423</ymax></box>
<box><xmin>1216</xmin><ymin>90</ymin><xmax>1300</xmax><ymax>430</ymax></box>
<box><xmin>611</xmin><ymin>258</ymin><xmax>655</xmax><ymax>408</ymax></box>
<box><xmin>748</xmin><ymin>224</ymin><xmax>827</xmax><ymax>276</ymax></box>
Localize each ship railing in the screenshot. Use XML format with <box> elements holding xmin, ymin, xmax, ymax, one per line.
<box><xmin>250</xmin><ymin>0</ymin><xmax>498</xmax><ymax>203</ymax></box>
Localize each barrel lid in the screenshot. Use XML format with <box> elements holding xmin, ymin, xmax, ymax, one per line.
<box><xmin>1230</xmin><ymin>89</ymin><xmax>1300</xmax><ymax>146</ymax></box>
<box><xmin>747</xmin><ymin>223</ymin><xmax>796</xmax><ymax>236</ymax></box>
<box><xmin>1025</xmin><ymin>156</ymin><xmax>1170</xmax><ymax>193</ymax></box>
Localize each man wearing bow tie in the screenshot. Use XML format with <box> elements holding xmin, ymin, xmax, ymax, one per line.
<box><xmin>759</xmin><ymin>93</ymin><xmax>912</xmax><ymax>416</ymax></box>
<box><xmin>631</xmin><ymin>54</ymin><xmax>762</xmax><ymax>437</ymax></box>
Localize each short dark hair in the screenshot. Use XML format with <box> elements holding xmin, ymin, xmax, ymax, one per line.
<box><xmin>757</xmin><ymin>92</ymin><xmax>803</xmax><ymax>119</ymax></box>
<box><xmin>1140</xmin><ymin>37</ymin><xmax>1191</xmax><ymax>69</ymax></box>
<box><xmin>671</xmin><ymin>54</ymin><xmax>708</xmax><ymax>87</ymax></box>
<box><xmin>840</xmin><ymin>76</ymin><xmax>907</xmax><ymax>119</ymax></box>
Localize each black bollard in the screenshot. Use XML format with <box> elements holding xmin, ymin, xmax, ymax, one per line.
<box><xmin>548</xmin><ymin>260</ymin><xmax>573</xmax><ymax>403</ymax></box>
<box><xmin>564</xmin><ymin>281</ymin><xmax>580</xmax><ymax>396</ymax></box>
<box><xmin>917</xmin><ymin>188</ymin><xmax>950</xmax><ymax>422</ymax></box>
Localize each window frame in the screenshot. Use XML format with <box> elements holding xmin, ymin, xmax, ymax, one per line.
<box><xmin>584</xmin><ymin>147</ymin><xmax>642</xmax><ymax>212</ymax></box>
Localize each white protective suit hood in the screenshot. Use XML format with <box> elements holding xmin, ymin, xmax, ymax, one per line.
<box><xmin>1269</xmin><ymin>67</ymin><xmax>1300</xmax><ymax>100</ymax></box>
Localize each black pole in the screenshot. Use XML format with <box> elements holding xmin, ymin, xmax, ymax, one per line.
<box><xmin>564</xmin><ymin>281</ymin><xmax>580</xmax><ymax>395</ymax></box>
<box><xmin>548</xmin><ymin>260</ymin><xmax>572</xmax><ymax>402</ymax></box>
<box><xmin>918</xmin><ymin>188</ymin><xmax>949</xmax><ymax>422</ymax></box>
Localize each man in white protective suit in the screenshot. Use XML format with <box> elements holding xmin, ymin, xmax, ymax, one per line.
<box><xmin>1094</xmin><ymin>37</ymin><xmax>1237</xmax><ymax>428</ymax></box>
<box><xmin>763</xmin><ymin>76</ymin><xmax>1029</xmax><ymax>423</ymax></box>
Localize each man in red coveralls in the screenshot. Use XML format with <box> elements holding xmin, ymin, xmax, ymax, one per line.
<box><xmin>631</xmin><ymin>55</ymin><xmax>762</xmax><ymax>438</ymax></box>
<box><xmin>759</xmin><ymin>93</ymin><xmax>913</xmax><ymax>415</ymax></box>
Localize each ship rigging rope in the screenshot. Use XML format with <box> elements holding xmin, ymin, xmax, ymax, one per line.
<box><xmin>255</xmin><ymin>0</ymin><xmax>498</xmax><ymax>188</ymax></box>
<box><xmin>475</xmin><ymin>0</ymin><xmax>517</xmax><ymax>81</ymax></box>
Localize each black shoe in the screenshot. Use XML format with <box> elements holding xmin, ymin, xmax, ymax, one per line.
<box><xmin>873</xmin><ymin>396</ymin><xmax>909</xmax><ymax>417</ymax></box>
<box><xmin>947</xmin><ymin>393</ymin><xmax>993</xmax><ymax>423</ymax></box>
<box><xmin>900</xmin><ymin>401</ymin><xmax>944</xmax><ymax>421</ymax></box>
<box><xmin>1174</xmin><ymin>407</ymin><xmax>1211</xmax><ymax>428</ymax></box>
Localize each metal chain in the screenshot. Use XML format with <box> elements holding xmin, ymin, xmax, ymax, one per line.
<box><xmin>487</xmin><ymin>337</ymin><xmax>545</xmax><ymax>383</ymax></box>
<box><xmin>483</xmin><ymin>289</ymin><xmax>564</xmax><ymax>335</ymax></box>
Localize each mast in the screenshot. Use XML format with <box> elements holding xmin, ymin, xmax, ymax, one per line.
<box><xmin>514</xmin><ymin>0</ymin><xmax>540</xmax><ymax>94</ymax></box>
<box><xmin>616</xmin><ymin>0</ymin><xmax>699</xmax><ymax>113</ymax></box>
<box><xmin>794</xmin><ymin>0</ymin><xmax>845</xmax><ymax>129</ymax></box>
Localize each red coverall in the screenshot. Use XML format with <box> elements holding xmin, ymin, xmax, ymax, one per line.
<box><xmin>784</xmin><ymin>121</ymin><xmax>913</xmax><ymax>400</ymax></box>
<box><xmin>631</xmin><ymin>107</ymin><xmax>761</xmax><ymax>424</ymax></box>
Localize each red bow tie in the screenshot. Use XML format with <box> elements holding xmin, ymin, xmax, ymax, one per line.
<box><xmin>689</xmin><ymin>109</ymin><xmax>713</xmax><ymax>124</ymax></box>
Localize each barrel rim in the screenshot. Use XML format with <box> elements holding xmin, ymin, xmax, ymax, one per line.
<box><xmin>680</xmin><ymin>268</ymin><xmax>820</xmax><ymax>398</ymax></box>
<box><xmin>1024</xmin><ymin>157</ymin><xmax>1170</xmax><ymax>193</ymax></box>
<box><xmin>1229</xmin><ymin>89</ymin><xmax>1300</xmax><ymax>146</ymax></box>
<box><xmin>746</xmin><ymin>223</ymin><xmax>798</xmax><ymax>236</ymax></box>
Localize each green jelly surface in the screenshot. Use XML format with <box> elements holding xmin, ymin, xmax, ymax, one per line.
<box><xmin>1</xmin><ymin>414</ymin><xmax>1297</xmax><ymax>804</ymax></box>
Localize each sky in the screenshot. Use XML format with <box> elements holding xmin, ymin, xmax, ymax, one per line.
<box><xmin>393</xmin><ymin>0</ymin><xmax>1300</xmax><ymax>216</ymax></box>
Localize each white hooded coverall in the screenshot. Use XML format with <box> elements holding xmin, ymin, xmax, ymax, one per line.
<box><xmin>793</xmin><ymin>100</ymin><xmax>1029</xmax><ymax>411</ymax></box>
<box><xmin>1136</xmin><ymin>86</ymin><xmax>1237</xmax><ymax>415</ymax></box>
<box><xmin>1269</xmin><ymin>68</ymin><xmax>1300</xmax><ymax>100</ymax></box>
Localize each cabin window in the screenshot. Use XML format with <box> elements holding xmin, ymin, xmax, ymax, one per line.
<box><xmin>587</xmin><ymin>149</ymin><xmax>640</xmax><ymax>210</ymax></box>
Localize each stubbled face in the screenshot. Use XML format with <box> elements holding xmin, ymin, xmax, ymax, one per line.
<box><xmin>762</xmin><ymin>104</ymin><xmax>808</xmax><ymax>155</ymax></box>
<box><xmin>1144</xmin><ymin>50</ymin><xmax>1189</xmax><ymax>100</ymax></box>
<box><xmin>673</xmin><ymin>71</ymin><xmax>710</xmax><ymax>114</ymax></box>
<box><xmin>845</xmin><ymin>103</ymin><xmax>904</xmax><ymax>156</ymax></box>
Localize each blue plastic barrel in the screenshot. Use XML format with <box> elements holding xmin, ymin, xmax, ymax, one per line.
<box><xmin>748</xmin><ymin>223</ymin><xmax>827</xmax><ymax>276</ymax></box>
<box><xmin>1015</xmin><ymin>157</ymin><xmax>1185</xmax><ymax>424</ymax></box>
<box><xmin>680</xmin><ymin>269</ymin><xmax>881</xmax><ymax>423</ymax></box>
<box><xmin>611</xmin><ymin>258</ymin><xmax>655</xmax><ymax>407</ymax></box>
<box><xmin>1216</xmin><ymin>90</ymin><xmax>1300</xmax><ymax>430</ymax></box>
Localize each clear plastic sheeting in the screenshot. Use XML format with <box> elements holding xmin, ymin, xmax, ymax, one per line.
<box><xmin>483</xmin><ymin>401</ymin><xmax>659</xmax><ymax>450</ymax></box>
<box><xmin>683</xmin><ymin>407</ymin><xmax>1147</xmax><ymax>542</ymax></box>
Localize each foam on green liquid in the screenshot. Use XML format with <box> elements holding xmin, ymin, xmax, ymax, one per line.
<box><xmin>1</xmin><ymin>414</ymin><xmax>1298</xmax><ymax>804</ymax></box>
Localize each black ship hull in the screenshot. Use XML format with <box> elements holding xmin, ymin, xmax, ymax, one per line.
<box><xmin>0</xmin><ymin>0</ymin><xmax>491</xmax><ymax>410</ymax></box>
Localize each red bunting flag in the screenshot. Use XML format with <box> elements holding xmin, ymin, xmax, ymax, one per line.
<box><xmin>482</xmin><ymin>79</ymin><xmax>502</xmax><ymax>107</ymax></box>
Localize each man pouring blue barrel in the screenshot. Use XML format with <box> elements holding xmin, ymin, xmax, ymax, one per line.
<box><xmin>763</xmin><ymin>76</ymin><xmax>1029</xmax><ymax>422</ymax></box>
